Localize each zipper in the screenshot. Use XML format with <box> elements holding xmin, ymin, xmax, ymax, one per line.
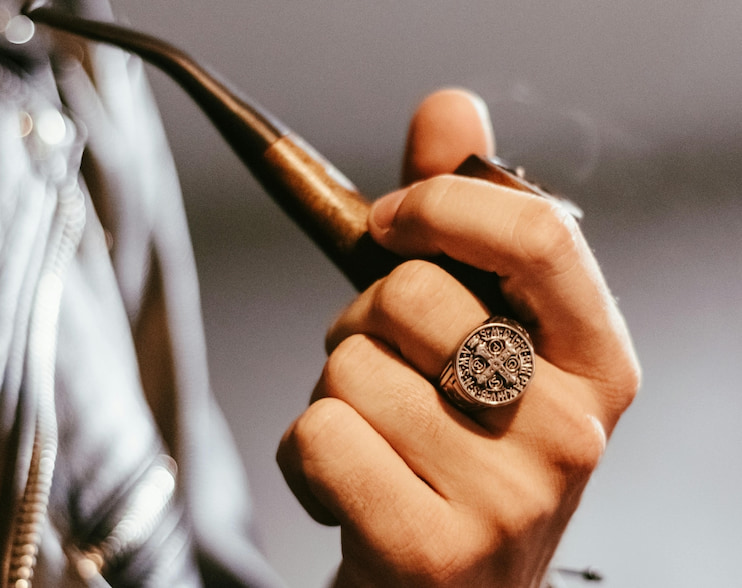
<box><xmin>5</xmin><ymin>176</ymin><xmax>86</xmax><ymax>588</ymax></box>
<box><xmin>2</xmin><ymin>106</ymin><xmax>180</xmax><ymax>585</ymax></box>
<box><xmin>67</xmin><ymin>454</ymin><xmax>179</xmax><ymax>586</ymax></box>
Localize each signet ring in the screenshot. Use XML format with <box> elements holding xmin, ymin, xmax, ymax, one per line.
<box><xmin>438</xmin><ymin>316</ymin><xmax>535</xmax><ymax>410</ymax></box>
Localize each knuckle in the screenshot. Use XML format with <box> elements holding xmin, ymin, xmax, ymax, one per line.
<box><xmin>614</xmin><ymin>355</ymin><xmax>642</xmax><ymax>412</ymax></box>
<box><xmin>595</xmin><ymin>347</ymin><xmax>642</xmax><ymax>418</ymax></box>
<box><xmin>407</xmin><ymin>175</ymin><xmax>458</xmax><ymax>226</ymax></box>
<box><xmin>554</xmin><ymin>410</ymin><xmax>608</xmax><ymax>477</ymax></box>
<box><xmin>493</xmin><ymin>472</ymin><xmax>559</xmax><ymax>537</ymax></box>
<box><xmin>373</xmin><ymin>260</ymin><xmax>451</xmax><ymax>325</ymax></box>
<box><xmin>322</xmin><ymin>334</ymin><xmax>372</xmax><ymax>392</ymax></box>
<box><xmin>289</xmin><ymin>397</ymin><xmax>353</xmax><ymax>460</ymax></box>
<box><xmin>516</xmin><ymin>199</ymin><xmax>581</xmax><ymax>274</ymax></box>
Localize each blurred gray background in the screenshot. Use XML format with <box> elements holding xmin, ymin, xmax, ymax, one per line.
<box><xmin>116</xmin><ymin>1</ymin><xmax>741</xmax><ymax>586</ymax></box>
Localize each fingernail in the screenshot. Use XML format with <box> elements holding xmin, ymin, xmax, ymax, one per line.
<box><xmin>466</xmin><ymin>90</ymin><xmax>496</xmax><ymax>156</ymax></box>
<box><xmin>370</xmin><ymin>189</ymin><xmax>407</xmax><ymax>233</ymax></box>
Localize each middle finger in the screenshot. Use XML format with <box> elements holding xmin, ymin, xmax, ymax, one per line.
<box><xmin>326</xmin><ymin>260</ymin><xmax>489</xmax><ymax>379</ymax></box>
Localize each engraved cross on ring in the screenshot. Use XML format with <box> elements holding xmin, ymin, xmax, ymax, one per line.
<box><xmin>470</xmin><ymin>333</ymin><xmax>519</xmax><ymax>388</ymax></box>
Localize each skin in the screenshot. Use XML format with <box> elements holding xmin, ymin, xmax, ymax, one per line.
<box><xmin>276</xmin><ymin>88</ymin><xmax>641</xmax><ymax>587</ymax></box>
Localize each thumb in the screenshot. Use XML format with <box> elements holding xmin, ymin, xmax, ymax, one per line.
<box><xmin>401</xmin><ymin>88</ymin><xmax>495</xmax><ymax>185</ymax></box>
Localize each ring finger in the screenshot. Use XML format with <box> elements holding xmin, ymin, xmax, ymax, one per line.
<box><xmin>325</xmin><ymin>259</ymin><xmax>603</xmax><ymax>447</ymax></box>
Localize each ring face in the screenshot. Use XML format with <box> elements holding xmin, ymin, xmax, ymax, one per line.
<box><xmin>442</xmin><ymin>318</ymin><xmax>535</xmax><ymax>409</ymax></box>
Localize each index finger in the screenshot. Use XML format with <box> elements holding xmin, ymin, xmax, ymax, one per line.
<box><xmin>368</xmin><ymin>176</ymin><xmax>638</xmax><ymax>399</ymax></box>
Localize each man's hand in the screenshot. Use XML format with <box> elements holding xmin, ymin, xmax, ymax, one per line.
<box><xmin>277</xmin><ymin>88</ymin><xmax>640</xmax><ymax>587</ymax></box>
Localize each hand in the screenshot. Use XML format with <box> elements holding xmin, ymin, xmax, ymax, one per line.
<box><xmin>277</xmin><ymin>88</ymin><xmax>640</xmax><ymax>587</ymax></box>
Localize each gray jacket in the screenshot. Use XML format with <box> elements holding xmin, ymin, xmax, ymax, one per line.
<box><xmin>0</xmin><ymin>1</ymin><xmax>283</xmax><ymax>585</ymax></box>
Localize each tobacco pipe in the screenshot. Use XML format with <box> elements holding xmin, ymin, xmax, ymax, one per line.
<box><xmin>24</xmin><ymin>3</ymin><xmax>580</xmax><ymax>310</ymax></box>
